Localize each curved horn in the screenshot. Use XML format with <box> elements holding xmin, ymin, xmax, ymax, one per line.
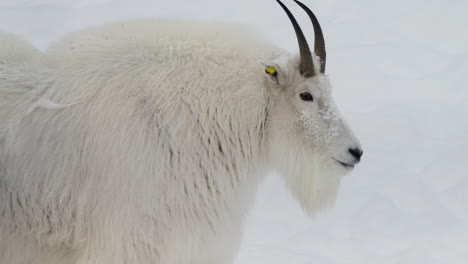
<box><xmin>293</xmin><ymin>0</ymin><xmax>326</xmax><ymax>73</ymax></box>
<box><xmin>276</xmin><ymin>0</ymin><xmax>315</xmax><ymax>77</ymax></box>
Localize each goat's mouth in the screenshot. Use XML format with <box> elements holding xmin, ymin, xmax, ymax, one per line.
<box><xmin>334</xmin><ymin>159</ymin><xmax>355</xmax><ymax>169</ymax></box>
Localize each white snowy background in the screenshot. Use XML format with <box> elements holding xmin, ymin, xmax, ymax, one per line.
<box><xmin>1</xmin><ymin>0</ymin><xmax>467</xmax><ymax>263</ymax></box>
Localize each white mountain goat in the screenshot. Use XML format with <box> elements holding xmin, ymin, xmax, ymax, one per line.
<box><xmin>0</xmin><ymin>0</ymin><xmax>362</xmax><ymax>263</ymax></box>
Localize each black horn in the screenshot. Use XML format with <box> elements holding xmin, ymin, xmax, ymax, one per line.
<box><xmin>293</xmin><ymin>0</ymin><xmax>326</xmax><ymax>73</ymax></box>
<box><xmin>276</xmin><ymin>0</ymin><xmax>315</xmax><ymax>77</ymax></box>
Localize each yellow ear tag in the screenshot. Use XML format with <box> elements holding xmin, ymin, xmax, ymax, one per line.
<box><xmin>265</xmin><ymin>66</ymin><xmax>277</xmax><ymax>75</ymax></box>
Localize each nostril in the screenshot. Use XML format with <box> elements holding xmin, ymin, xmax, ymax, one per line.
<box><xmin>349</xmin><ymin>148</ymin><xmax>363</xmax><ymax>161</ymax></box>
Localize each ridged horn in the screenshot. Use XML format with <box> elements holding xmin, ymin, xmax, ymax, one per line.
<box><xmin>293</xmin><ymin>0</ymin><xmax>326</xmax><ymax>73</ymax></box>
<box><xmin>276</xmin><ymin>0</ymin><xmax>315</xmax><ymax>77</ymax></box>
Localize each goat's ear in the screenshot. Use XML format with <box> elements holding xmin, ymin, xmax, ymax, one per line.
<box><xmin>258</xmin><ymin>60</ymin><xmax>282</xmax><ymax>85</ymax></box>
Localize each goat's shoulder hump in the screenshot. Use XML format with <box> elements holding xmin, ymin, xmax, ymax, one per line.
<box><xmin>47</xmin><ymin>19</ymin><xmax>274</xmax><ymax>61</ymax></box>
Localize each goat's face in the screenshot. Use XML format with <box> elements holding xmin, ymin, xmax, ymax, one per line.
<box><xmin>262</xmin><ymin>56</ymin><xmax>362</xmax><ymax>214</ymax></box>
<box><xmin>261</xmin><ymin>0</ymin><xmax>362</xmax><ymax>214</ymax></box>
<box><xmin>262</xmin><ymin>56</ymin><xmax>362</xmax><ymax>172</ymax></box>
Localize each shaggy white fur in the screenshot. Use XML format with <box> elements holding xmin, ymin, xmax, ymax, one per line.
<box><xmin>0</xmin><ymin>19</ymin><xmax>360</xmax><ymax>264</ymax></box>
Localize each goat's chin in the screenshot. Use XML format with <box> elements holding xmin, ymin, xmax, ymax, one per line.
<box><xmin>273</xmin><ymin>151</ymin><xmax>344</xmax><ymax>216</ymax></box>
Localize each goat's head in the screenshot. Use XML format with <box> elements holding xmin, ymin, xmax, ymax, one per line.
<box><xmin>262</xmin><ymin>0</ymin><xmax>362</xmax><ymax>214</ymax></box>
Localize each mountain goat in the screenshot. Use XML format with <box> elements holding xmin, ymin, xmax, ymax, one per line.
<box><xmin>0</xmin><ymin>0</ymin><xmax>363</xmax><ymax>263</ymax></box>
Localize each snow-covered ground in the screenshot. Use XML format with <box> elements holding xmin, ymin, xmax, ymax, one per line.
<box><xmin>1</xmin><ymin>0</ymin><xmax>467</xmax><ymax>263</ymax></box>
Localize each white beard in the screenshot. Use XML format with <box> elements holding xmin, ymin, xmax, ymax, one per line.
<box><xmin>271</xmin><ymin>143</ymin><xmax>342</xmax><ymax>216</ymax></box>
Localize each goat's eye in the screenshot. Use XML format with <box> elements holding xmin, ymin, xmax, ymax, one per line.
<box><xmin>299</xmin><ymin>92</ymin><xmax>314</xmax><ymax>102</ymax></box>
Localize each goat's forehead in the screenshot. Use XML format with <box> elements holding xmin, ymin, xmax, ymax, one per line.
<box><xmin>296</xmin><ymin>75</ymin><xmax>332</xmax><ymax>96</ymax></box>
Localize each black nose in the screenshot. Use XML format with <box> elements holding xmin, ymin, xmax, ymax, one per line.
<box><xmin>349</xmin><ymin>148</ymin><xmax>363</xmax><ymax>161</ymax></box>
